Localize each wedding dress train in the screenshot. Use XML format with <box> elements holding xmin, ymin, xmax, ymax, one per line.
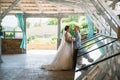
<box><xmin>41</xmin><ymin>31</ymin><xmax>73</xmax><ymax>70</ymax></box>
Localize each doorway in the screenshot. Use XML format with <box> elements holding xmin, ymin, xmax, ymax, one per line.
<box><xmin>26</xmin><ymin>18</ymin><xmax>57</xmax><ymax>52</ymax></box>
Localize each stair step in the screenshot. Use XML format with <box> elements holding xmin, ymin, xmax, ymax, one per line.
<box><xmin>88</xmin><ymin>65</ymin><xmax>100</xmax><ymax>80</ymax></box>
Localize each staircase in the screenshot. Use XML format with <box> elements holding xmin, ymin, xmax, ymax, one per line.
<box><xmin>82</xmin><ymin>0</ymin><xmax>120</xmax><ymax>38</ymax></box>
<box><xmin>75</xmin><ymin>36</ymin><xmax>120</xmax><ymax>80</ymax></box>
<box><xmin>74</xmin><ymin>0</ymin><xmax>120</xmax><ymax>80</ymax></box>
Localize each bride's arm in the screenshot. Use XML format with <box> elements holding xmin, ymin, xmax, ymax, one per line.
<box><xmin>65</xmin><ymin>32</ymin><xmax>74</xmax><ymax>43</ymax></box>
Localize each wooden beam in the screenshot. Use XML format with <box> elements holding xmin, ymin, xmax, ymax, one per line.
<box><xmin>34</xmin><ymin>0</ymin><xmax>42</xmax><ymax>13</ymax></box>
<box><xmin>0</xmin><ymin>0</ymin><xmax>2</xmax><ymax>16</ymax></box>
<box><xmin>24</xmin><ymin>13</ymin><xmax>84</xmax><ymax>18</ymax></box>
<box><xmin>0</xmin><ymin>0</ymin><xmax>20</xmax><ymax>19</ymax></box>
<box><xmin>46</xmin><ymin>0</ymin><xmax>84</xmax><ymax>12</ymax></box>
<box><xmin>45</xmin><ymin>2</ymin><xmax>61</xmax><ymax>13</ymax></box>
<box><xmin>56</xmin><ymin>5</ymin><xmax>61</xmax><ymax>13</ymax></box>
<box><xmin>17</xmin><ymin>1</ymin><xmax>26</xmax><ymax>13</ymax></box>
<box><xmin>74</xmin><ymin>8</ymin><xmax>78</xmax><ymax>13</ymax></box>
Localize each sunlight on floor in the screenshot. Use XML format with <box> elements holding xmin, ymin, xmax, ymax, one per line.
<box><xmin>27</xmin><ymin>45</ymin><xmax>102</xmax><ymax>80</ymax></box>
<box><xmin>1</xmin><ymin>51</ymin><xmax>75</xmax><ymax>80</ymax></box>
<box><xmin>27</xmin><ymin>49</ymin><xmax>57</xmax><ymax>55</ymax></box>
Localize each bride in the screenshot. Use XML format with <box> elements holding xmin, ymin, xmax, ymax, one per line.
<box><xmin>41</xmin><ymin>25</ymin><xmax>74</xmax><ymax>70</ymax></box>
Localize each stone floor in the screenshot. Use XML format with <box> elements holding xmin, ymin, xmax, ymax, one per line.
<box><xmin>0</xmin><ymin>50</ymin><xmax>75</xmax><ymax>80</ymax></box>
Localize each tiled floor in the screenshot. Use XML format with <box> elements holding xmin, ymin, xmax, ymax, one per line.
<box><xmin>0</xmin><ymin>50</ymin><xmax>75</xmax><ymax>80</ymax></box>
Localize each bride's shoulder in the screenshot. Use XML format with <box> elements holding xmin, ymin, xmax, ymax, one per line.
<box><xmin>65</xmin><ymin>32</ymin><xmax>71</xmax><ymax>37</ymax></box>
<box><xmin>64</xmin><ymin>31</ymin><xmax>69</xmax><ymax>34</ymax></box>
<box><xmin>64</xmin><ymin>31</ymin><xmax>69</xmax><ymax>35</ymax></box>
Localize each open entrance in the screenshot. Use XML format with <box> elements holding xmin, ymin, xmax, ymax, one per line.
<box><xmin>26</xmin><ymin>18</ymin><xmax>57</xmax><ymax>51</ymax></box>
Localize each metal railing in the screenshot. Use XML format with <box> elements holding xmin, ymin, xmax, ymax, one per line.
<box><xmin>74</xmin><ymin>38</ymin><xmax>118</xmax><ymax>71</ymax></box>
<box><xmin>80</xmin><ymin>37</ymin><xmax>108</xmax><ymax>50</ymax></box>
<box><xmin>97</xmin><ymin>0</ymin><xmax>120</xmax><ymax>27</ymax></box>
<box><xmin>73</xmin><ymin>35</ymin><xmax>107</xmax><ymax>70</ymax></box>
<box><xmin>76</xmin><ymin>51</ymin><xmax>120</xmax><ymax>72</ymax></box>
<box><xmin>81</xmin><ymin>34</ymin><xmax>101</xmax><ymax>45</ymax></box>
<box><xmin>78</xmin><ymin>39</ymin><xmax>117</xmax><ymax>57</ymax></box>
<box><xmin>90</xmin><ymin>0</ymin><xmax>120</xmax><ymax>34</ymax></box>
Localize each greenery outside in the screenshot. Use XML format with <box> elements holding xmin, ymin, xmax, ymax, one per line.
<box><xmin>2</xmin><ymin>15</ymin><xmax>97</xmax><ymax>50</ymax></box>
<box><xmin>27</xmin><ymin>16</ymin><xmax>97</xmax><ymax>47</ymax></box>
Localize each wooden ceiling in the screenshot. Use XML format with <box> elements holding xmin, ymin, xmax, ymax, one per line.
<box><xmin>0</xmin><ymin>0</ymin><xmax>85</xmax><ymax>14</ymax></box>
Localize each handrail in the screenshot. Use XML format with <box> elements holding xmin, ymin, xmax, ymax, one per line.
<box><xmin>81</xmin><ymin>34</ymin><xmax>101</xmax><ymax>45</ymax></box>
<box><xmin>76</xmin><ymin>51</ymin><xmax>120</xmax><ymax>72</ymax></box>
<box><xmin>83</xmin><ymin>0</ymin><xmax>114</xmax><ymax>37</ymax></box>
<box><xmin>90</xmin><ymin>0</ymin><xmax>118</xmax><ymax>33</ymax></box>
<box><xmin>73</xmin><ymin>35</ymin><xmax>105</xmax><ymax>70</ymax></box>
<box><xmin>2</xmin><ymin>31</ymin><xmax>22</xmax><ymax>32</ymax></box>
<box><xmin>92</xmin><ymin>13</ymin><xmax>111</xmax><ymax>35</ymax></box>
<box><xmin>80</xmin><ymin>37</ymin><xmax>108</xmax><ymax>50</ymax></box>
<box><xmin>98</xmin><ymin>0</ymin><xmax>120</xmax><ymax>27</ymax></box>
<box><xmin>83</xmin><ymin>0</ymin><xmax>112</xmax><ymax>36</ymax></box>
<box><xmin>77</xmin><ymin>39</ymin><xmax>118</xmax><ymax>57</ymax></box>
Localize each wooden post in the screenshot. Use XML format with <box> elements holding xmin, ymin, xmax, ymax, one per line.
<box><xmin>0</xmin><ymin>37</ymin><xmax>3</xmax><ymax>63</ymax></box>
<box><xmin>23</xmin><ymin>14</ymin><xmax>27</xmax><ymax>54</ymax></box>
<box><xmin>0</xmin><ymin>18</ymin><xmax>3</xmax><ymax>63</ymax></box>
<box><xmin>117</xmin><ymin>27</ymin><xmax>120</xmax><ymax>38</ymax></box>
<box><xmin>57</xmin><ymin>16</ymin><xmax>61</xmax><ymax>49</ymax></box>
<box><xmin>0</xmin><ymin>0</ymin><xmax>20</xmax><ymax>61</ymax></box>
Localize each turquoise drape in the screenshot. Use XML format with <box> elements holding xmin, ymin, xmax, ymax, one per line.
<box><xmin>85</xmin><ymin>14</ymin><xmax>94</xmax><ymax>39</ymax></box>
<box><xmin>85</xmin><ymin>14</ymin><xmax>104</xmax><ymax>54</ymax></box>
<box><xmin>16</xmin><ymin>13</ymin><xmax>26</xmax><ymax>49</ymax></box>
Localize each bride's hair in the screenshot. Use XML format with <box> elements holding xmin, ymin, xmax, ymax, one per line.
<box><xmin>64</xmin><ymin>25</ymin><xmax>70</xmax><ymax>31</ymax></box>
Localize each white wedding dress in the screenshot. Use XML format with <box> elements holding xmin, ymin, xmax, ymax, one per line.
<box><xmin>41</xmin><ymin>31</ymin><xmax>73</xmax><ymax>70</ymax></box>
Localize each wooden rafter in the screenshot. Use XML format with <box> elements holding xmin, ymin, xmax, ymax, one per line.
<box><xmin>0</xmin><ymin>0</ymin><xmax>85</xmax><ymax>14</ymax></box>
<box><xmin>25</xmin><ymin>13</ymin><xmax>84</xmax><ymax>18</ymax></box>
<box><xmin>34</xmin><ymin>0</ymin><xmax>42</xmax><ymax>12</ymax></box>
<box><xmin>56</xmin><ymin>6</ymin><xmax>61</xmax><ymax>13</ymax></box>
<box><xmin>0</xmin><ymin>0</ymin><xmax>20</xmax><ymax>19</ymax></box>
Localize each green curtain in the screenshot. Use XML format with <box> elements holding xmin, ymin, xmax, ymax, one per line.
<box><xmin>85</xmin><ymin>14</ymin><xmax>94</xmax><ymax>39</ymax></box>
<box><xmin>15</xmin><ymin>13</ymin><xmax>26</xmax><ymax>49</ymax></box>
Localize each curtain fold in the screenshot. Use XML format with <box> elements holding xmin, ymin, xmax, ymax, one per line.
<box><xmin>15</xmin><ymin>13</ymin><xmax>26</xmax><ymax>49</ymax></box>
<box><xmin>85</xmin><ymin>14</ymin><xmax>94</xmax><ymax>39</ymax></box>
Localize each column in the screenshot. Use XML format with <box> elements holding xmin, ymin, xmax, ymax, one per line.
<box><xmin>0</xmin><ymin>19</ymin><xmax>3</xmax><ymax>63</ymax></box>
<box><xmin>0</xmin><ymin>0</ymin><xmax>20</xmax><ymax>62</ymax></box>
<box><xmin>0</xmin><ymin>37</ymin><xmax>3</xmax><ymax>63</ymax></box>
<box><xmin>57</xmin><ymin>17</ymin><xmax>61</xmax><ymax>49</ymax></box>
<box><xmin>23</xmin><ymin>15</ymin><xmax>27</xmax><ymax>54</ymax></box>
